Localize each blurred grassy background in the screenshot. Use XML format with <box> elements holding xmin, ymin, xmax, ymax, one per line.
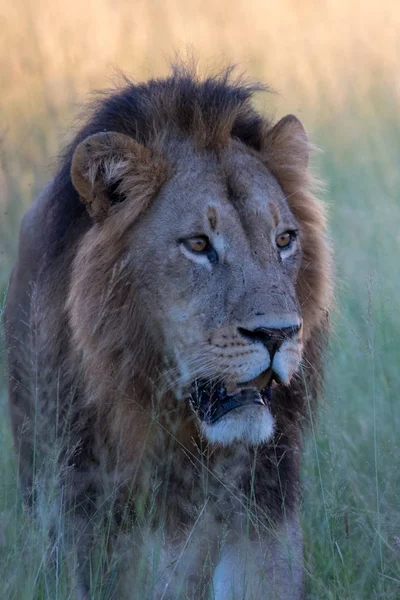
<box><xmin>1</xmin><ymin>0</ymin><xmax>400</xmax><ymax>598</ymax></box>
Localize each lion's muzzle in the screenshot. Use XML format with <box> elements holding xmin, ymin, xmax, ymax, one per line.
<box><xmin>237</xmin><ymin>320</ymin><xmax>304</xmax><ymax>386</ymax></box>
<box><xmin>238</xmin><ymin>323</ymin><xmax>301</xmax><ymax>360</ymax></box>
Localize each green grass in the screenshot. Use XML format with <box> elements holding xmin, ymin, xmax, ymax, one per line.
<box><xmin>1</xmin><ymin>84</ymin><xmax>400</xmax><ymax>599</ymax></box>
<box><xmin>301</xmin><ymin>98</ymin><xmax>400</xmax><ymax>598</ymax></box>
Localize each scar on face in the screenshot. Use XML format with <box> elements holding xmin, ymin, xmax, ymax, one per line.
<box><xmin>207</xmin><ymin>206</ymin><xmax>217</xmax><ymax>231</ymax></box>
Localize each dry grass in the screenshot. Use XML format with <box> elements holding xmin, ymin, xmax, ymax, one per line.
<box><xmin>1</xmin><ymin>0</ymin><xmax>400</xmax><ymax>150</ymax></box>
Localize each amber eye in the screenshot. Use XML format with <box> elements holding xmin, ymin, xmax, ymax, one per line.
<box><xmin>180</xmin><ymin>236</ymin><xmax>218</xmax><ymax>263</ymax></box>
<box><xmin>276</xmin><ymin>230</ymin><xmax>296</xmax><ymax>249</ymax></box>
<box><xmin>187</xmin><ymin>237</ymin><xmax>208</xmax><ymax>252</ymax></box>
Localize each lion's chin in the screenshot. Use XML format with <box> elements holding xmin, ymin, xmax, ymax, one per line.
<box><xmin>187</xmin><ymin>378</ymin><xmax>275</xmax><ymax>446</ymax></box>
<box><xmin>201</xmin><ymin>405</ymin><xmax>275</xmax><ymax>446</ymax></box>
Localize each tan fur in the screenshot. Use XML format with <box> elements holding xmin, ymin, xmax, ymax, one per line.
<box><xmin>3</xmin><ymin>67</ymin><xmax>333</xmax><ymax>600</ymax></box>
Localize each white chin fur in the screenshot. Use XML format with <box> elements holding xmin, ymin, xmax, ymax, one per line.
<box><xmin>201</xmin><ymin>406</ymin><xmax>275</xmax><ymax>446</ymax></box>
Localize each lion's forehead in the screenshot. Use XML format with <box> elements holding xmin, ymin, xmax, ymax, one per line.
<box><xmin>224</xmin><ymin>146</ymin><xmax>287</xmax><ymax>210</ymax></box>
<box><xmin>155</xmin><ymin>143</ymin><xmax>295</xmax><ymax>240</ymax></box>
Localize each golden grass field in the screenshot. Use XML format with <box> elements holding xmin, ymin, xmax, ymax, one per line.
<box><xmin>1</xmin><ymin>1</ymin><xmax>400</xmax><ymax>598</ymax></box>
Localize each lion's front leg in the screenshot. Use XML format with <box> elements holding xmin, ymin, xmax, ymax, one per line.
<box><xmin>212</xmin><ymin>515</ymin><xmax>304</xmax><ymax>600</ymax></box>
<box><xmin>116</xmin><ymin>524</ymin><xmax>215</xmax><ymax>600</ymax></box>
<box><xmin>56</xmin><ymin>490</ymin><xmax>96</xmax><ymax>600</ymax></box>
<box><xmin>53</xmin><ymin>452</ymin><xmax>116</xmax><ymax>600</ymax></box>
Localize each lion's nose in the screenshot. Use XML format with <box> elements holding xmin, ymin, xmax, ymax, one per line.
<box><xmin>237</xmin><ymin>324</ymin><xmax>301</xmax><ymax>359</ymax></box>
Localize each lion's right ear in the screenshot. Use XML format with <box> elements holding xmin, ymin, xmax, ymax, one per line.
<box><xmin>264</xmin><ymin>114</ymin><xmax>310</xmax><ymax>178</ymax></box>
<box><xmin>71</xmin><ymin>132</ymin><xmax>168</xmax><ymax>221</ymax></box>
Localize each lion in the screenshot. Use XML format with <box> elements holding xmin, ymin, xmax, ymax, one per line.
<box><xmin>3</xmin><ymin>65</ymin><xmax>332</xmax><ymax>599</ymax></box>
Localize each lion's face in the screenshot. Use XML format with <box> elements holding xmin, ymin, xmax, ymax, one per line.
<box><xmin>70</xmin><ymin>109</ymin><xmax>328</xmax><ymax>448</ymax></box>
<box><xmin>125</xmin><ymin>142</ymin><xmax>303</xmax><ymax>445</ymax></box>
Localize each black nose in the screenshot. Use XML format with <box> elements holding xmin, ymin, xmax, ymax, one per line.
<box><xmin>238</xmin><ymin>325</ymin><xmax>301</xmax><ymax>358</ymax></box>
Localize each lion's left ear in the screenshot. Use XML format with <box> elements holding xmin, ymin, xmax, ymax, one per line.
<box><xmin>264</xmin><ymin>114</ymin><xmax>309</xmax><ymax>177</ymax></box>
<box><xmin>71</xmin><ymin>131</ymin><xmax>168</xmax><ymax>221</ymax></box>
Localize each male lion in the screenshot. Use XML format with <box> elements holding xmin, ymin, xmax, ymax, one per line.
<box><xmin>3</xmin><ymin>66</ymin><xmax>332</xmax><ymax>599</ymax></box>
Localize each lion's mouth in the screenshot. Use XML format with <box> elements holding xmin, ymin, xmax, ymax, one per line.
<box><xmin>188</xmin><ymin>369</ymin><xmax>273</xmax><ymax>424</ymax></box>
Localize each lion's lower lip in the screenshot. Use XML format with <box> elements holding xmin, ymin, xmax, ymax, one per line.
<box><xmin>189</xmin><ymin>382</ymin><xmax>272</xmax><ymax>424</ymax></box>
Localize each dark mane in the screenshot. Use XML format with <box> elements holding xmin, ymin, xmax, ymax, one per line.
<box><xmin>46</xmin><ymin>67</ymin><xmax>269</xmax><ymax>260</ymax></box>
<box><xmin>72</xmin><ymin>65</ymin><xmax>267</xmax><ymax>152</ymax></box>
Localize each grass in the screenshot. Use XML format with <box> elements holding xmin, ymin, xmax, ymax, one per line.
<box><xmin>1</xmin><ymin>0</ymin><xmax>400</xmax><ymax>598</ymax></box>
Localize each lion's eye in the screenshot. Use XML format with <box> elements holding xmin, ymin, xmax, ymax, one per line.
<box><xmin>180</xmin><ymin>236</ymin><xmax>218</xmax><ymax>264</ymax></box>
<box><xmin>276</xmin><ymin>230</ymin><xmax>297</xmax><ymax>250</ymax></box>
<box><xmin>186</xmin><ymin>237</ymin><xmax>209</xmax><ymax>253</ymax></box>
